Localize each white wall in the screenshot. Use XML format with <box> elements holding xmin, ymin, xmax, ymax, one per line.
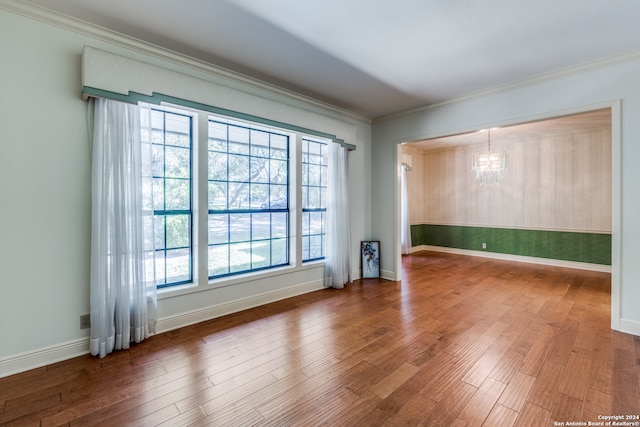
<box><xmin>373</xmin><ymin>56</ymin><xmax>640</xmax><ymax>335</ymax></box>
<box><xmin>0</xmin><ymin>6</ymin><xmax>371</xmax><ymax>376</ymax></box>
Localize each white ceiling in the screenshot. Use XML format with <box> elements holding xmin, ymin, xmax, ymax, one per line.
<box><xmin>407</xmin><ymin>108</ymin><xmax>611</xmax><ymax>152</ymax></box>
<box><xmin>18</xmin><ymin>0</ymin><xmax>640</xmax><ymax>118</ymax></box>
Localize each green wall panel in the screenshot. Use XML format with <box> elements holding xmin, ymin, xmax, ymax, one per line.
<box><xmin>411</xmin><ymin>224</ymin><xmax>611</xmax><ymax>265</ymax></box>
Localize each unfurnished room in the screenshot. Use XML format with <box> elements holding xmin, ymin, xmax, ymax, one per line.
<box><xmin>1</xmin><ymin>1</ymin><xmax>639</xmax><ymax>426</ymax></box>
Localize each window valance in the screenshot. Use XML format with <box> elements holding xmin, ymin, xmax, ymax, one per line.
<box><xmin>82</xmin><ymin>46</ymin><xmax>355</xmax><ymax>150</ymax></box>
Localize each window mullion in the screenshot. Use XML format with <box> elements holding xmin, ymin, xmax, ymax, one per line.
<box><xmin>194</xmin><ymin>111</ymin><xmax>209</xmax><ymax>286</ymax></box>
<box><xmin>293</xmin><ymin>134</ymin><xmax>303</xmax><ymax>266</ymax></box>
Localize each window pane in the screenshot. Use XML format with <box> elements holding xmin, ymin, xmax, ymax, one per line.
<box><xmin>272</xmin><ymin>238</ymin><xmax>288</xmax><ymax>265</ymax></box>
<box><xmin>208</xmin><ymin>120</ymin><xmax>289</xmax><ymax>278</ymax></box>
<box><xmin>165</xmin><ymin>114</ymin><xmax>190</xmax><ymax>147</ymax></box>
<box><xmin>252</xmin><ymin>241</ymin><xmax>270</xmax><ymax>269</ymax></box>
<box><xmin>229</xmin><ymin>214</ymin><xmax>250</xmax><ymax>242</ymax></box>
<box><xmin>308</xmin><ymin>164</ymin><xmax>321</xmax><ymax>185</ymax></box>
<box><xmin>310</xmin><ymin>211</ymin><xmax>324</xmax><ymax>235</ymax></box>
<box><xmin>209</xmin><ymin>181</ymin><xmax>227</xmax><ymax>210</ymax></box>
<box><xmin>229</xmin><ymin>242</ymin><xmax>251</xmax><ymax>273</ymax></box>
<box><xmin>228</xmin><ymin>182</ymin><xmax>249</xmax><ymax>210</ymax></box>
<box><xmin>271</xmin><ymin>134</ymin><xmax>287</xmax><ymax>159</ymax></box>
<box><xmin>270</xmin><ymin>159</ymin><xmax>287</xmax><ymax>184</ymax></box>
<box><xmin>209</xmin><ymin>214</ymin><xmax>229</xmax><ymax>244</ymax></box>
<box><xmin>209</xmin><ymin>245</ymin><xmax>229</xmax><ymax>277</ymax></box>
<box><xmin>272</xmin><ymin>212</ymin><xmax>287</xmax><ymax>238</ymax></box>
<box><xmin>209</xmin><ymin>151</ymin><xmax>227</xmax><ymax>180</ymax></box>
<box><xmin>229</xmin><ymin>127</ymin><xmax>249</xmax><ymax>153</ymax></box>
<box><xmin>165</xmin><ymin>146</ymin><xmax>190</xmax><ymax>178</ymax></box>
<box><xmin>251</xmin><ymin>183</ymin><xmax>269</xmax><ymax>208</ymax></box>
<box><xmin>250</xmin><ymin>157</ymin><xmax>269</xmax><ymax>183</ymax></box>
<box><xmin>151</xmin><ymin>110</ymin><xmax>164</xmax><ymax>133</ymax></box>
<box><xmin>309</xmin><ymin>235</ymin><xmax>323</xmax><ymax>260</ymax></box>
<box><xmin>270</xmin><ymin>184</ymin><xmax>287</xmax><ymax>203</ymax></box>
<box><xmin>166</xmin><ymin>215</ymin><xmax>190</xmax><ymax>249</ymax></box>
<box><xmin>165</xmin><ymin>248</ymin><xmax>190</xmax><ymax>283</ymax></box>
<box><xmin>165</xmin><ymin>178</ymin><xmax>190</xmax><ymax>210</ymax></box>
<box><xmin>307</xmin><ymin>187</ymin><xmax>320</xmax><ymax>209</ymax></box>
<box><xmin>209</xmin><ymin>122</ymin><xmax>227</xmax><ymax>150</ymax></box>
<box><xmin>252</xmin><ymin>213</ymin><xmax>270</xmax><ymax>241</ymax></box>
<box><xmin>151</xmin><ymin>129</ymin><xmax>164</xmax><ymax>144</ymax></box>
<box><xmin>228</xmin><ymin>154</ymin><xmax>249</xmax><ymax>182</ymax></box>
<box><xmin>250</xmin><ymin>130</ymin><xmax>269</xmax><ymax>157</ymax></box>
<box><xmin>307</xmin><ymin>140</ymin><xmax>321</xmax><ymax>156</ymax></box>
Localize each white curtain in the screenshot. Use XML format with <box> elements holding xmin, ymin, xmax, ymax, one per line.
<box><xmin>90</xmin><ymin>98</ymin><xmax>157</xmax><ymax>358</ymax></box>
<box><xmin>401</xmin><ymin>166</ymin><xmax>412</xmax><ymax>255</ymax></box>
<box><xmin>324</xmin><ymin>143</ymin><xmax>351</xmax><ymax>289</ymax></box>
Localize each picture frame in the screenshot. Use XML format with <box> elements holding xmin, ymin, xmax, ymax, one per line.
<box><xmin>361</xmin><ymin>241</ymin><xmax>380</xmax><ymax>278</ymax></box>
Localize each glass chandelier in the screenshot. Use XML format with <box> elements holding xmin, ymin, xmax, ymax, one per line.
<box><xmin>472</xmin><ymin>129</ymin><xmax>506</xmax><ymax>184</ymax></box>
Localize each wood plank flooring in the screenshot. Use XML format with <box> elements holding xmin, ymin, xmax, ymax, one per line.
<box><xmin>1</xmin><ymin>251</ymin><xmax>639</xmax><ymax>426</ymax></box>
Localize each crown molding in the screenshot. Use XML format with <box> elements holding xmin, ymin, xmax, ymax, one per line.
<box><xmin>0</xmin><ymin>0</ymin><xmax>371</xmax><ymax>125</ymax></box>
<box><xmin>373</xmin><ymin>49</ymin><xmax>640</xmax><ymax>125</ymax></box>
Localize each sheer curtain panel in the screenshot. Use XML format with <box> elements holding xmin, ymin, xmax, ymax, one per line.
<box><xmin>90</xmin><ymin>98</ymin><xmax>157</xmax><ymax>358</ymax></box>
<box><xmin>324</xmin><ymin>143</ymin><xmax>352</xmax><ymax>289</ymax></box>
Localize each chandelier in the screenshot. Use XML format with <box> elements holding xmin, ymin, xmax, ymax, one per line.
<box><xmin>472</xmin><ymin>129</ymin><xmax>506</xmax><ymax>184</ymax></box>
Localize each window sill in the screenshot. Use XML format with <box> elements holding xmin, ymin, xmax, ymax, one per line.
<box><xmin>157</xmin><ymin>261</ymin><xmax>325</xmax><ymax>300</ymax></box>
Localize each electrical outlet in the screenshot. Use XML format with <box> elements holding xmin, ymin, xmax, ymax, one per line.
<box><xmin>80</xmin><ymin>314</ymin><xmax>91</xmax><ymax>329</ymax></box>
<box><xmin>482</xmin><ymin>243</ymin><xmax>487</xmax><ymax>249</ymax></box>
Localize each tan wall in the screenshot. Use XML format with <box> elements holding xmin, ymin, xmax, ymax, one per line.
<box><xmin>403</xmin><ymin>128</ymin><xmax>611</xmax><ymax>233</ymax></box>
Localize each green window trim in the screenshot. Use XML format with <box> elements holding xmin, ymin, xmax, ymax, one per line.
<box><xmin>82</xmin><ymin>86</ymin><xmax>356</xmax><ymax>150</ymax></box>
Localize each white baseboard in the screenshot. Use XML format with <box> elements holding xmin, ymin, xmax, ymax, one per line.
<box><xmin>380</xmin><ymin>269</ymin><xmax>396</xmax><ymax>281</ymax></box>
<box><xmin>350</xmin><ymin>269</ymin><xmax>395</xmax><ymax>282</ymax></box>
<box><xmin>619</xmin><ymin>319</ymin><xmax>640</xmax><ymax>337</ymax></box>
<box><xmin>412</xmin><ymin>245</ymin><xmax>612</xmax><ymax>273</ymax></box>
<box><xmin>0</xmin><ymin>338</ymin><xmax>90</xmax><ymax>379</ymax></box>
<box><xmin>156</xmin><ymin>278</ymin><xmax>325</xmax><ymax>334</ymax></box>
<box><xmin>0</xmin><ymin>279</ymin><xmax>325</xmax><ymax>379</ymax></box>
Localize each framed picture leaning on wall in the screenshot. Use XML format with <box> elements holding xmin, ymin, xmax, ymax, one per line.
<box><xmin>361</xmin><ymin>241</ymin><xmax>380</xmax><ymax>278</ymax></box>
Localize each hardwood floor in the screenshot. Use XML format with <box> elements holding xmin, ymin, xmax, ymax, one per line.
<box><xmin>1</xmin><ymin>251</ymin><xmax>639</xmax><ymax>426</ymax></box>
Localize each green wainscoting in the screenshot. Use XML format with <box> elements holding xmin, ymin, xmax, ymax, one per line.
<box><xmin>411</xmin><ymin>224</ymin><xmax>611</xmax><ymax>265</ymax></box>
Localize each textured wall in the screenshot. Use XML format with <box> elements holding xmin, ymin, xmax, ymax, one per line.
<box><xmin>404</xmin><ymin>128</ymin><xmax>611</xmax><ymax>233</ymax></box>
<box><xmin>411</xmin><ymin>224</ymin><xmax>611</xmax><ymax>265</ymax></box>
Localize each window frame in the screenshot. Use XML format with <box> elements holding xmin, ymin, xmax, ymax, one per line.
<box><xmin>207</xmin><ymin>118</ymin><xmax>291</xmax><ymax>279</ymax></box>
<box><xmin>145</xmin><ymin>106</ymin><xmax>195</xmax><ymax>289</ymax></box>
<box><xmin>301</xmin><ymin>138</ymin><xmax>328</xmax><ymax>262</ymax></box>
<box><xmin>149</xmin><ymin>103</ymin><xmax>333</xmax><ymax>292</ymax></box>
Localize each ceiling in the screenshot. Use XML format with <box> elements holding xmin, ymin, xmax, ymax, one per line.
<box><xmin>407</xmin><ymin>108</ymin><xmax>611</xmax><ymax>152</ymax></box>
<box><xmin>18</xmin><ymin>0</ymin><xmax>640</xmax><ymax>119</ymax></box>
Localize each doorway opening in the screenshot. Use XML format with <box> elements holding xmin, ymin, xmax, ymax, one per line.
<box><xmin>396</xmin><ymin>105</ymin><xmax>619</xmax><ymax>328</ymax></box>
